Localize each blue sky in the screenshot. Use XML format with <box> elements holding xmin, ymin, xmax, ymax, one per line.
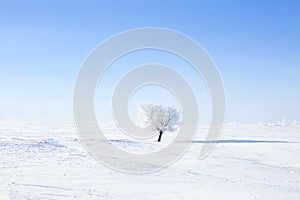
<box><xmin>0</xmin><ymin>0</ymin><xmax>299</xmax><ymax>122</ymax></box>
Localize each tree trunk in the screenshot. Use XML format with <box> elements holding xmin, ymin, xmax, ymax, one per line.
<box><xmin>157</xmin><ymin>130</ymin><xmax>163</xmax><ymax>142</ymax></box>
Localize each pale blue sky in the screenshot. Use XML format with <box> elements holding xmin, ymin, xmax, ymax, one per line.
<box><xmin>0</xmin><ymin>0</ymin><xmax>299</xmax><ymax>122</ymax></box>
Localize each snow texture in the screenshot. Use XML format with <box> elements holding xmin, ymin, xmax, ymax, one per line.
<box><xmin>0</xmin><ymin>121</ymin><xmax>300</xmax><ymax>199</ymax></box>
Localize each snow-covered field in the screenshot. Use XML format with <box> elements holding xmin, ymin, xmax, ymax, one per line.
<box><xmin>1</xmin><ymin>121</ymin><xmax>300</xmax><ymax>199</ymax></box>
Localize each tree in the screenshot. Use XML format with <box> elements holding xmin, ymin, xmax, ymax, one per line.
<box><xmin>138</xmin><ymin>103</ymin><xmax>181</xmax><ymax>142</ymax></box>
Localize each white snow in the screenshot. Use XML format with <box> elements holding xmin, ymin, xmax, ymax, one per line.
<box><xmin>1</xmin><ymin>121</ymin><xmax>300</xmax><ymax>199</ymax></box>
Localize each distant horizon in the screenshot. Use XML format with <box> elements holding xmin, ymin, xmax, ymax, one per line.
<box><xmin>0</xmin><ymin>118</ymin><xmax>299</xmax><ymax>126</ymax></box>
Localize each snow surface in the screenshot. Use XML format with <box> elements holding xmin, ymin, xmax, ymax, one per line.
<box><xmin>1</xmin><ymin>121</ymin><xmax>300</xmax><ymax>199</ymax></box>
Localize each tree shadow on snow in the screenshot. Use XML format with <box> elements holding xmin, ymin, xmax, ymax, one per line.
<box><xmin>190</xmin><ymin>139</ymin><xmax>294</xmax><ymax>144</ymax></box>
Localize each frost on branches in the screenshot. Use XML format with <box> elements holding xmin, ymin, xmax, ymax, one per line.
<box><xmin>138</xmin><ymin>103</ymin><xmax>181</xmax><ymax>142</ymax></box>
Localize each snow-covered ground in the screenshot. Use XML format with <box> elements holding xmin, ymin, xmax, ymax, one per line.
<box><xmin>1</xmin><ymin>121</ymin><xmax>300</xmax><ymax>199</ymax></box>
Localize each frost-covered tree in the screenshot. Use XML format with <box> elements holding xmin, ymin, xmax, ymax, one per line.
<box><xmin>138</xmin><ymin>103</ymin><xmax>181</xmax><ymax>142</ymax></box>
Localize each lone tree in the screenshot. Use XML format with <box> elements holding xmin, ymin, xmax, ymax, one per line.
<box><xmin>138</xmin><ymin>103</ymin><xmax>181</xmax><ymax>142</ymax></box>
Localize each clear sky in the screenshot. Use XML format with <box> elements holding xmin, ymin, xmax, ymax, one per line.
<box><xmin>0</xmin><ymin>0</ymin><xmax>299</xmax><ymax>123</ymax></box>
